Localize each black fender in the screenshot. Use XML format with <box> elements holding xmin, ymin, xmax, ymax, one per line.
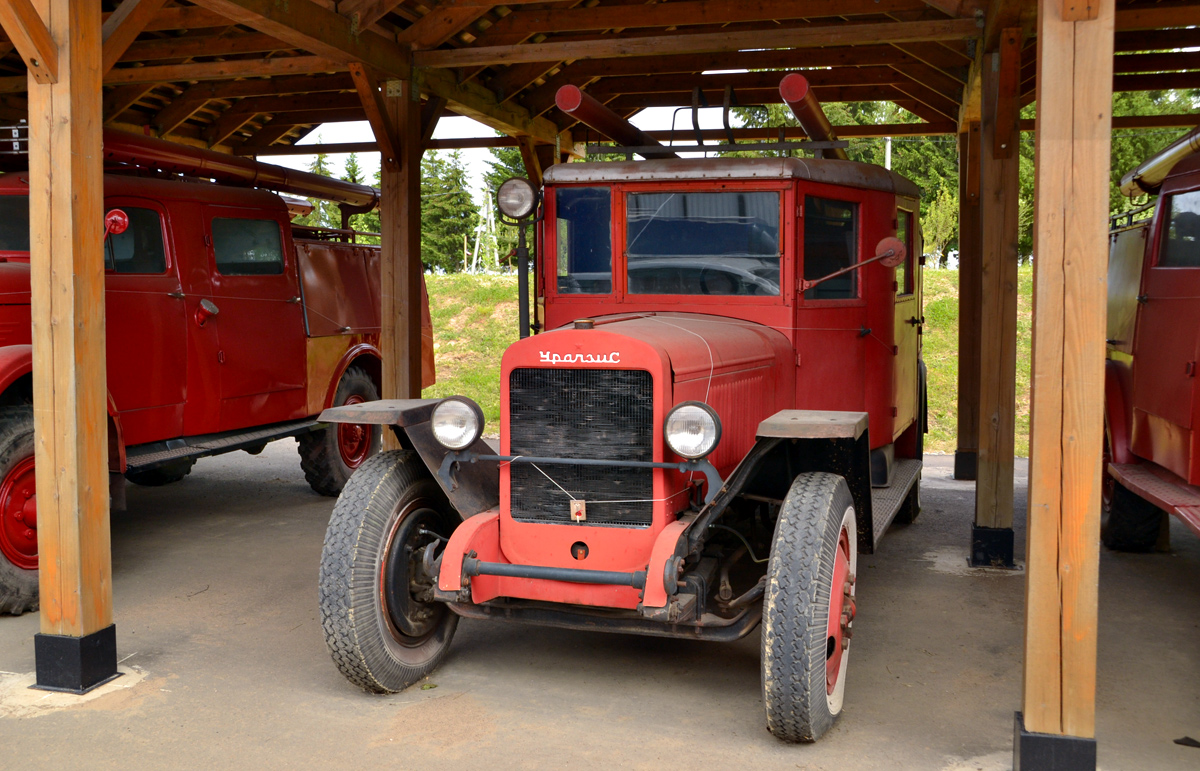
<box><xmin>319</xmin><ymin>399</ymin><xmax>499</xmax><ymax>519</ymax></box>
<box><xmin>688</xmin><ymin>409</ymin><xmax>877</xmax><ymax>555</ymax></box>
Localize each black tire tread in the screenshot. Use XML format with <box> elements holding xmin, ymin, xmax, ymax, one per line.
<box><xmin>1102</xmin><ymin>481</ymin><xmax>1165</xmax><ymax>552</ymax></box>
<box><xmin>318</xmin><ymin>450</ymin><xmax>457</xmax><ymax>693</ymax></box>
<box><xmin>0</xmin><ymin>405</ymin><xmax>38</xmax><ymax>615</ymax></box>
<box><xmin>125</xmin><ymin>458</ymin><xmax>195</xmax><ymax>487</ymax></box>
<box><xmin>762</xmin><ymin>471</ymin><xmax>853</xmax><ymax>743</ymax></box>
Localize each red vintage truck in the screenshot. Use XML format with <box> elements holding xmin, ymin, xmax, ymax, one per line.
<box><xmin>316</xmin><ymin>76</ymin><xmax>926</xmax><ymax>742</ymax></box>
<box><xmin>0</xmin><ymin>130</ymin><xmax>432</xmax><ymax>615</ymax></box>
<box><xmin>1103</xmin><ymin>128</ymin><xmax>1200</xmax><ymax>551</ymax></box>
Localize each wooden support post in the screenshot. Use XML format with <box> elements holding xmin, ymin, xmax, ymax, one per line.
<box><xmin>955</xmin><ymin>122</ymin><xmax>982</xmax><ymax>481</ymax></box>
<box><xmin>1015</xmin><ymin>0</ymin><xmax>1112</xmax><ymax>766</ymax></box>
<box><xmin>23</xmin><ymin>0</ymin><xmax>118</xmax><ymax>693</ymax></box>
<box><xmin>972</xmin><ymin>46</ymin><xmax>1020</xmax><ymax>568</ymax></box>
<box><xmin>516</xmin><ymin>136</ymin><xmax>544</xmax><ymax>189</ymax></box>
<box><xmin>379</xmin><ymin>77</ymin><xmax>423</xmax><ymax>406</ymax></box>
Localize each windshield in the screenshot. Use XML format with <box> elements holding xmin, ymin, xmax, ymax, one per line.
<box><xmin>1161</xmin><ymin>189</ymin><xmax>1200</xmax><ymax>268</ymax></box>
<box><xmin>556</xmin><ymin>186</ymin><xmax>612</xmax><ymax>294</ymax></box>
<box><xmin>625</xmin><ymin>190</ymin><xmax>781</xmax><ymax>296</ymax></box>
<box><xmin>0</xmin><ymin>195</ymin><xmax>29</xmax><ymax>252</ymax></box>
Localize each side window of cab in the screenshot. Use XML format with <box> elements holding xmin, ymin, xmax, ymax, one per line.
<box><xmin>803</xmin><ymin>196</ymin><xmax>859</xmax><ymax>300</ymax></box>
<box><xmin>211</xmin><ymin>217</ymin><xmax>285</xmax><ymax>276</ymax></box>
<box><xmin>1159</xmin><ymin>189</ymin><xmax>1200</xmax><ymax>267</ymax></box>
<box><xmin>105</xmin><ymin>206</ymin><xmax>167</xmax><ymax>274</ymax></box>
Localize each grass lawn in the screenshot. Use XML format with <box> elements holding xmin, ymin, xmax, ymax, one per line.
<box><xmin>423</xmin><ymin>268</ymin><xmax>1035</xmax><ymax>454</ymax></box>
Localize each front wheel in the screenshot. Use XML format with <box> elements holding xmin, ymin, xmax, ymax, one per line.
<box><xmin>1102</xmin><ymin>480</ymin><xmax>1167</xmax><ymax>552</ymax></box>
<box><xmin>319</xmin><ymin>450</ymin><xmax>459</xmax><ymax>693</ymax></box>
<box><xmin>299</xmin><ymin>366</ymin><xmax>381</xmax><ymax>497</ymax></box>
<box><xmin>762</xmin><ymin>472</ymin><xmax>857</xmax><ymax>742</ymax></box>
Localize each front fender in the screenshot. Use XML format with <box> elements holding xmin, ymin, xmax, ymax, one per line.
<box><xmin>0</xmin><ymin>343</ymin><xmax>31</xmax><ymax>397</ymax></box>
<box><xmin>1105</xmin><ymin>359</ymin><xmax>1136</xmax><ymax>465</ymax></box>
<box><xmin>320</xmin><ymin>398</ymin><xmax>498</xmax><ymax>518</ymax></box>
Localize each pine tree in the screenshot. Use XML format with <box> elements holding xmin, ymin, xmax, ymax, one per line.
<box><xmin>339</xmin><ymin>153</ymin><xmax>374</xmax><ymax>237</ymax></box>
<box><xmin>483</xmin><ymin>142</ymin><xmax>529</xmax><ymax>264</ymax></box>
<box><xmin>295</xmin><ymin>153</ymin><xmax>339</xmax><ymax>229</ymax></box>
<box><xmin>420</xmin><ymin>150</ymin><xmax>479</xmax><ymax>272</ymax></box>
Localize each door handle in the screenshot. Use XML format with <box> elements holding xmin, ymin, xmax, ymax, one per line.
<box><xmin>286</xmin><ymin>295</ymin><xmax>302</xmax><ymax>304</ymax></box>
<box><xmin>195</xmin><ymin>298</ymin><xmax>219</xmax><ymax>327</ymax></box>
<box><xmin>167</xmin><ymin>291</ymin><xmax>185</xmax><ymax>299</ymax></box>
<box><xmin>905</xmin><ymin>316</ymin><xmax>923</xmax><ymax>326</ymax></box>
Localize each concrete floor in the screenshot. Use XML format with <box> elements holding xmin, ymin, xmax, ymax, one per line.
<box><xmin>1</xmin><ymin>445</ymin><xmax>1197</xmax><ymax>770</ymax></box>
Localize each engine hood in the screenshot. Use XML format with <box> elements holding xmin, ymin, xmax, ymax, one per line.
<box><xmin>505</xmin><ymin>312</ymin><xmax>791</xmax><ymax>383</ymax></box>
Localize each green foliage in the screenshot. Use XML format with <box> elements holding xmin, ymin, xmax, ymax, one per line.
<box><xmin>923</xmin><ymin>186</ymin><xmax>959</xmax><ymax>268</ymax></box>
<box><xmin>293</xmin><ymin>154</ymin><xmax>340</xmax><ymax>229</ymax></box>
<box><xmin>483</xmin><ymin>142</ymin><xmax>528</xmax><ymax>264</ymax></box>
<box><xmin>421</xmin><ymin>150</ymin><xmax>480</xmax><ymax>272</ymax></box>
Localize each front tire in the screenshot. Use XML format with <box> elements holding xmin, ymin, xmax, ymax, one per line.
<box><xmin>319</xmin><ymin>450</ymin><xmax>459</xmax><ymax>693</ymax></box>
<box><xmin>1102</xmin><ymin>480</ymin><xmax>1166</xmax><ymax>552</ymax></box>
<box><xmin>300</xmin><ymin>366</ymin><xmax>381</xmax><ymax>497</ymax></box>
<box><xmin>0</xmin><ymin>406</ymin><xmax>38</xmax><ymax>615</ymax></box>
<box><xmin>762</xmin><ymin>472</ymin><xmax>857</xmax><ymax>742</ymax></box>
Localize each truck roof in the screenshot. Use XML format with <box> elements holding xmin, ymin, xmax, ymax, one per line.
<box><xmin>0</xmin><ymin>171</ymin><xmax>288</xmax><ymax>212</ymax></box>
<box><xmin>543</xmin><ymin>156</ymin><xmax>920</xmax><ymax>199</ymax></box>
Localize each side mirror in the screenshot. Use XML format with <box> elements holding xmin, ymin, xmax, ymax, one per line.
<box><xmin>801</xmin><ymin>236</ymin><xmax>908</xmax><ymax>291</ymax></box>
<box><xmin>104</xmin><ymin>208</ymin><xmax>129</xmax><ymax>239</ymax></box>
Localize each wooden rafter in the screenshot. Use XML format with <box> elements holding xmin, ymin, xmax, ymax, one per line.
<box><xmin>396</xmin><ymin>6</ymin><xmax>490</xmax><ymax>49</ymax></box>
<box><xmin>101</xmin><ymin>0</ymin><xmax>169</xmax><ymax>74</ymax></box>
<box><xmin>349</xmin><ymin>63</ymin><xmax>402</xmax><ymax>171</ymax></box>
<box><xmin>338</xmin><ymin>0</ymin><xmax>406</xmax><ymax>30</ymax></box>
<box><xmin>120</xmin><ymin>31</ymin><xmax>289</xmax><ymax>63</ymax></box>
<box><xmin>414</xmin><ymin>18</ymin><xmax>981</xmax><ymax>68</ymax></box>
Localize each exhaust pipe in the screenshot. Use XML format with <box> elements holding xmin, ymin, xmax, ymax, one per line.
<box><xmin>556</xmin><ymin>85</ymin><xmax>678</xmax><ymax>160</ymax></box>
<box><xmin>779</xmin><ymin>73</ymin><xmax>849</xmax><ymax>161</ymax></box>
<box><xmin>1120</xmin><ymin>126</ymin><xmax>1200</xmax><ymax>198</ymax></box>
<box><xmin>101</xmin><ymin>129</ymin><xmax>380</xmax><ymax>209</ymax></box>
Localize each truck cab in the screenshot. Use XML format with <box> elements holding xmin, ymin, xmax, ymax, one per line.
<box><xmin>319</xmin><ymin>130</ymin><xmax>927</xmax><ymax>741</ymax></box>
<box><xmin>0</xmin><ymin>169</ymin><xmax>433</xmax><ymax>616</ymax></box>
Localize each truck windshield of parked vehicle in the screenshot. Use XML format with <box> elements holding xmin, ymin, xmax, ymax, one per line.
<box><xmin>0</xmin><ymin>195</ymin><xmax>30</xmax><ymax>252</ymax></box>
<box><xmin>803</xmin><ymin>197</ymin><xmax>859</xmax><ymax>300</ymax></box>
<box><xmin>212</xmin><ymin>217</ymin><xmax>284</xmax><ymax>275</ymax></box>
<box><xmin>556</xmin><ymin>186</ymin><xmax>612</xmax><ymax>294</ymax></box>
<box><xmin>625</xmin><ymin>190</ymin><xmax>781</xmax><ymax>296</ymax></box>
<box><xmin>104</xmin><ymin>207</ymin><xmax>167</xmax><ymax>274</ymax></box>
<box><xmin>1160</xmin><ymin>189</ymin><xmax>1200</xmax><ymax>268</ymax></box>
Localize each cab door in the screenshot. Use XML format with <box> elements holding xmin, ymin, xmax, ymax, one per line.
<box><xmin>203</xmin><ymin>207</ymin><xmax>307</xmax><ymax>431</ymax></box>
<box><xmin>892</xmin><ymin>205</ymin><xmax>920</xmax><ymax>438</ymax></box>
<box><xmin>103</xmin><ymin>198</ymin><xmax>188</xmax><ymax>446</ymax></box>
<box><xmin>1130</xmin><ymin>186</ymin><xmax>1200</xmax><ymax>480</ymax></box>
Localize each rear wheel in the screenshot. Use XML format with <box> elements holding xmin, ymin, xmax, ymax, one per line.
<box><xmin>762</xmin><ymin>472</ymin><xmax>857</xmax><ymax>742</ymax></box>
<box><xmin>125</xmin><ymin>458</ymin><xmax>195</xmax><ymax>487</ymax></box>
<box><xmin>0</xmin><ymin>406</ymin><xmax>38</xmax><ymax>615</ymax></box>
<box><xmin>319</xmin><ymin>450</ymin><xmax>459</xmax><ymax>693</ymax></box>
<box><xmin>1102</xmin><ymin>480</ymin><xmax>1166</xmax><ymax>553</ymax></box>
<box><xmin>299</xmin><ymin>366</ymin><xmax>381</xmax><ymax>497</ymax></box>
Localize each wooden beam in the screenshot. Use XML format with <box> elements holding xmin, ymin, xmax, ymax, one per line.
<box><xmin>339</xmin><ymin>0</ymin><xmax>405</xmax><ymax>30</ymax></box>
<box><xmin>27</xmin><ymin>0</ymin><xmax>115</xmax><ymax>683</ymax></box>
<box><xmin>516</xmin><ymin>136</ymin><xmax>543</xmax><ymax>188</ymax></box>
<box><xmin>0</xmin><ymin>54</ymin><xmax>348</xmax><ymax>92</ymax></box>
<box><xmin>100</xmin><ymin>0</ymin><xmax>168</xmax><ymax>74</ymax></box>
<box><xmin>422</xmin><ymin>67</ymin><xmax>559</xmax><ymax>144</ymax></box>
<box><xmin>149</xmin><ymin>74</ymin><xmax>353</xmax><ymax>135</ymax></box>
<box><xmin>187</xmin><ymin>0</ymin><xmax>411</xmax><ymax>78</ymax></box>
<box><xmin>0</xmin><ymin>0</ymin><xmax>58</xmax><ymax>83</ymax></box>
<box><xmin>234</xmin><ymin>136</ymin><xmax>523</xmax><ymax>156</ymax></box>
<box><xmin>420</xmin><ymin>95</ymin><xmax>447</xmax><ymax>146</ymax></box>
<box><xmin>102</xmin><ymin>82</ymin><xmax>155</xmax><ymax>123</ymax></box>
<box><xmin>414</xmin><ymin>18</ymin><xmax>982</xmax><ymax>68</ymax></box>
<box><xmin>974</xmin><ymin>50</ymin><xmax>1020</xmax><ymax>543</ymax></box>
<box><xmin>955</xmin><ymin>122</ymin><xmax>982</xmax><ymax>480</ymax></box>
<box><xmin>993</xmin><ymin>28</ymin><xmax>1021</xmax><ymax>158</ymax></box>
<box><xmin>119</xmin><ymin>31</ymin><xmax>288</xmax><ymax>63</ymax></box>
<box><xmin>380</xmin><ymin>78</ymin><xmax>422</xmax><ymax>403</ymax></box>
<box><xmin>349</xmin><ymin>63</ymin><xmax>401</xmax><ymax>171</ymax></box>
<box><xmin>1115</xmin><ymin>27</ymin><xmax>1200</xmax><ymax>53</ymax></box>
<box><xmin>1021</xmin><ymin>0</ymin><xmax>1112</xmax><ymax>742</ymax></box>
<box><xmin>1114</xmin><ymin>4</ymin><xmax>1200</xmax><ymax>31</ymax></box>
<box><xmin>602</xmin><ymin>85</ymin><xmax>914</xmax><ymax>112</ymax></box>
<box><xmin>563</xmin><ymin>45</ymin><xmax>925</xmax><ymax>80</ymax></box>
<box><xmin>1112</xmin><ymin>51</ymin><xmax>1200</xmax><ymax>74</ymax></box>
<box><xmin>235</xmin><ymin>120</ymin><xmax>297</xmax><ymax>150</ymax></box>
<box><xmin>396</xmin><ymin>6</ymin><xmax>489</xmax><ymax>49</ymax></box>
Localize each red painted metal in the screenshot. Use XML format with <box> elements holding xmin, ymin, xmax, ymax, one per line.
<box><xmin>555</xmin><ymin>85</ymin><xmax>678</xmax><ymax>160</ymax></box>
<box><xmin>336</xmin><ymin>394</ymin><xmax>372</xmax><ymax>469</ymax></box>
<box><xmin>780</xmin><ymin>73</ymin><xmax>850</xmax><ymax>162</ymax></box>
<box><xmin>100</xmin><ymin>129</ymin><xmax>380</xmax><ymax>208</ymax></box>
<box><xmin>0</xmin><ymin>456</ymin><xmax>36</xmax><ymax>570</ymax></box>
<box><xmin>1109</xmin><ymin>461</ymin><xmax>1200</xmax><ymax>539</ymax></box>
<box><xmin>826</xmin><ymin>526</ymin><xmax>852</xmax><ymax>695</ymax></box>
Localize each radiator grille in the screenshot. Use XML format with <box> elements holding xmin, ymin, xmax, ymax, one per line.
<box><xmin>508</xmin><ymin>368</ymin><xmax>654</xmax><ymax>527</ymax></box>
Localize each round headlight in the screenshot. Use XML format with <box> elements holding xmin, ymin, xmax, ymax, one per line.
<box><xmin>430</xmin><ymin>397</ymin><xmax>484</xmax><ymax>451</ymax></box>
<box><xmin>497</xmin><ymin>177</ymin><xmax>537</xmax><ymax>219</ymax></box>
<box><xmin>664</xmin><ymin>402</ymin><xmax>722</xmax><ymax>459</ymax></box>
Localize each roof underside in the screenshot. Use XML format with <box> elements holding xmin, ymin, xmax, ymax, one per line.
<box><xmin>0</xmin><ymin>1</ymin><xmax>1195</xmax><ymax>155</ymax></box>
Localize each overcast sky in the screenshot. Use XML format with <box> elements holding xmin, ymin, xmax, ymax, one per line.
<box><xmin>263</xmin><ymin>106</ymin><xmax>745</xmax><ymax>207</ymax></box>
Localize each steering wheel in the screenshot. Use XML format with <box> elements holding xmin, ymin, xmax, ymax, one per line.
<box><xmin>699</xmin><ymin>268</ymin><xmax>739</xmax><ymax>296</ymax></box>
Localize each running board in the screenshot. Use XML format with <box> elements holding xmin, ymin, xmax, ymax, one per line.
<box><xmin>1110</xmin><ymin>461</ymin><xmax>1200</xmax><ymax>539</ymax></box>
<box><xmin>124</xmin><ymin>418</ymin><xmax>320</xmax><ymax>471</ymax></box>
<box><xmin>870</xmin><ymin>458</ymin><xmax>921</xmax><ymax>549</ymax></box>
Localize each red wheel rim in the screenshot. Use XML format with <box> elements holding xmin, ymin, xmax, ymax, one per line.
<box><xmin>1102</xmin><ymin>433</ymin><xmax>1115</xmax><ymax>512</ymax></box>
<box><xmin>826</xmin><ymin>524</ymin><xmax>854</xmax><ymax>695</ymax></box>
<box><xmin>336</xmin><ymin>394</ymin><xmax>373</xmax><ymax>469</ymax></box>
<box><xmin>0</xmin><ymin>456</ymin><xmax>37</xmax><ymax>570</ymax></box>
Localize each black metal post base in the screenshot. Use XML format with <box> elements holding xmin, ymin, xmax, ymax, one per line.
<box><xmin>1014</xmin><ymin>712</ymin><xmax>1097</xmax><ymax>771</ymax></box>
<box><xmin>970</xmin><ymin>524</ymin><xmax>1015</xmax><ymax>568</ymax></box>
<box><xmin>954</xmin><ymin>449</ymin><xmax>978</xmax><ymax>480</ymax></box>
<box><xmin>33</xmin><ymin>624</ymin><xmax>120</xmax><ymax>694</ymax></box>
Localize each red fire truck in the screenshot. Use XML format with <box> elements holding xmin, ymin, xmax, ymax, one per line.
<box><xmin>0</xmin><ymin>130</ymin><xmax>432</xmax><ymax>615</ymax></box>
<box><xmin>1103</xmin><ymin>128</ymin><xmax>1200</xmax><ymax>551</ymax></box>
<box><xmin>317</xmin><ymin>75</ymin><xmax>925</xmax><ymax>742</ymax></box>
